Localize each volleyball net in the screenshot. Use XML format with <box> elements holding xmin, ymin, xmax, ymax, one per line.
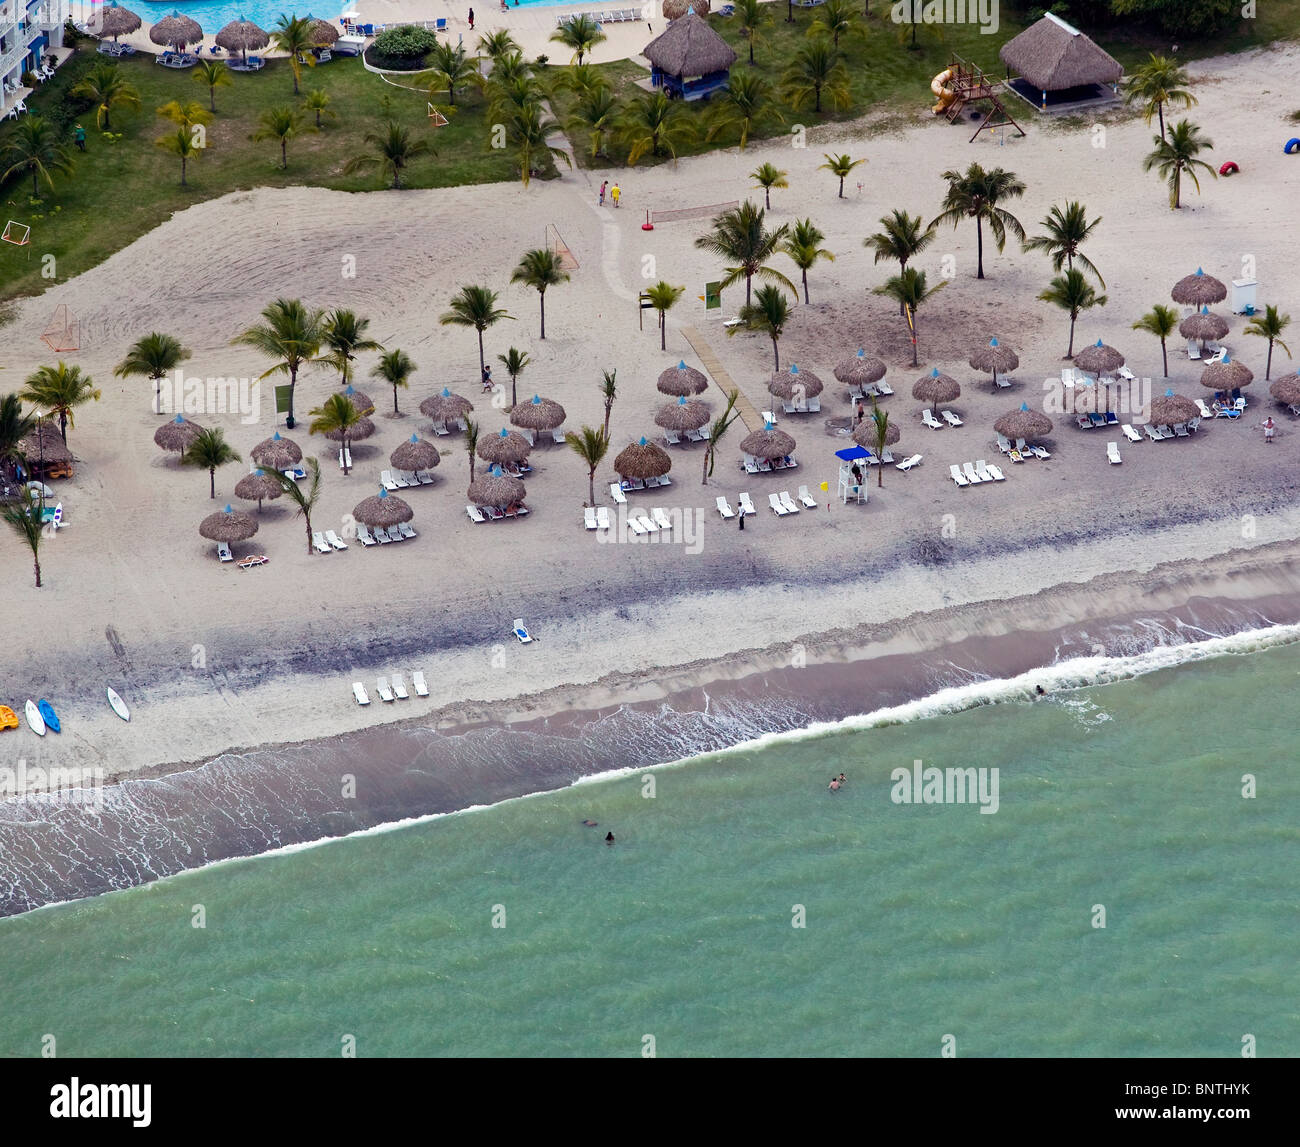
<box><xmin>648</xmin><ymin>200</ymin><xmax>739</xmax><ymax>224</ymax></box>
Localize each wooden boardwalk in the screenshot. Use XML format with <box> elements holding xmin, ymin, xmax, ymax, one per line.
<box><xmin>680</xmin><ymin>325</ymin><xmax>763</xmax><ymax>433</ymax></box>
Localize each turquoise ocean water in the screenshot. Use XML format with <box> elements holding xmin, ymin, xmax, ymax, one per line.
<box><xmin>1</xmin><ymin>639</ymin><xmax>1296</xmax><ymax>1058</ymax></box>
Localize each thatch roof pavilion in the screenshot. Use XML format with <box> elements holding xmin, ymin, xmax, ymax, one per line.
<box><xmin>1000</xmin><ymin>13</ymin><xmax>1122</xmax><ymax>110</ymax></box>
<box><xmin>643</xmin><ymin>13</ymin><xmax>736</xmax><ymax>102</ymax></box>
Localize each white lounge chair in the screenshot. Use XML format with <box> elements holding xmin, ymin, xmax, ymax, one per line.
<box><xmin>1188</xmin><ymin>417</ymin><xmax>1201</xmax><ymax>433</ymax></box>
<box><xmin>876</xmin><ymin>381</ymin><xmax>894</xmax><ymax>396</ymax></box>
<box><xmin>664</xmin><ymin>430</ymin><xmax>681</xmax><ymax>446</ymax></box>
<box><xmin>636</xmin><ymin>512</ymin><xmax>659</xmax><ymax>533</ymax></box>
<box><xmin>626</xmin><ymin>515</ymin><xmax>648</xmax><ymax>536</ymax></box>
<box><xmin>392</xmin><ymin>470</ymin><xmax>411</xmax><ymax>488</ymax></box>
<box><xmin>337</xmin><ymin>447</ymin><xmax>352</xmax><ymax>470</ymax></box>
<box><xmin>432</xmin><ymin>420</ymin><xmax>449</xmax><ymax>436</ymax></box>
<box><xmin>584</xmin><ymin>507</ymin><xmax>598</xmax><ymax>530</ymax></box>
<box><xmin>312</xmin><ymin>532</ymin><xmax>331</xmax><ymax>554</ymax></box>
<box><xmin>807</xmin><ymin>396</ymin><xmax>821</xmax><ymax>412</ymax></box>
<box><xmin>922</xmin><ymin>409</ymin><xmax>945</xmax><ymax>430</ymax></box>
<box><xmin>1122</xmin><ymin>424</ymin><xmax>1142</xmax><ymax>443</ymax></box>
<box><xmin>381</xmin><ymin>470</ymin><xmax>399</xmax><ymax>491</ymax></box>
<box><xmin>1173</xmin><ymin>422</ymin><xmax>1190</xmax><ymax>437</ymax></box>
<box><xmin>1144</xmin><ymin>424</ymin><xmax>1162</xmax><ymax>442</ymax></box>
<box><xmin>895</xmin><ymin>454</ymin><xmax>923</xmax><ymax>472</ymax></box>
<box><xmin>596</xmin><ymin>507</ymin><xmax>611</xmax><ymax>530</ymax></box>
<box><xmin>975</xmin><ymin>459</ymin><xmax>1002</xmax><ymax>482</ymax></box>
<box><xmin>739</xmin><ymin>492</ymin><xmax>757</xmax><ymax>516</ymax></box>
<box><xmin>217</xmin><ymin>542</ymin><xmax>233</xmax><ymax>562</ymax></box>
<box><xmin>397</xmin><ymin>522</ymin><xmax>417</xmax><ymax>539</ymax></box>
<box><xmin>391</xmin><ymin>673</ymin><xmax>410</xmax><ymax>699</ymax></box>
<box><xmin>1029</xmin><ymin>445</ymin><xmax>1051</xmax><ymax>460</ymax></box>
<box><xmin>415</xmin><ymin>470</ymin><xmax>435</xmax><ymax>485</ymax></box>
<box><xmin>942</xmin><ymin>410</ymin><xmax>964</xmax><ymax>427</ymax></box>
<box><xmin>1195</xmin><ymin>398</ymin><xmax>1215</xmax><ymax>419</ymax></box>
<box><xmin>716</xmin><ymin>496</ymin><xmax>736</xmax><ymax>519</ymax></box>
<box><xmin>1108</xmin><ymin>441</ymin><xmax>1122</xmax><ymax>464</ymax></box>
<box><xmin>1204</xmin><ymin>348</ymin><xmax>1226</xmax><ymax>365</ymax></box>
<box><xmin>356</xmin><ymin>524</ymin><xmax>377</xmax><ymax>546</ymax></box>
<box><xmin>466</xmin><ymin>505</ymin><xmax>486</xmax><ymax>522</ymax></box>
<box><xmin>779</xmin><ymin>491</ymin><xmax>800</xmax><ymax>513</ymax></box>
<box><xmin>984</xmin><ymin>461</ymin><xmax>1006</xmax><ymax>481</ymax></box>
<box><xmin>797</xmin><ymin>484</ymin><xmax>818</xmax><ymax>506</ymax></box>
<box><xmin>372</xmin><ymin>526</ymin><xmax>391</xmax><ymax>542</ymax></box>
<box><xmin>375</xmin><ymin>677</ymin><xmax>395</xmax><ymax>702</ymax></box>
<box><xmin>963</xmin><ymin>461</ymin><xmax>984</xmax><ymax>484</ymax></box>
<box><xmin>412</xmin><ymin>671</ymin><xmax>429</xmax><ymax>697</ymax></box>
<box><xmin>996</xmin><ymin>432</ymin><xmax>1013</xmax><ymax>454</ymax></box>
<box><xmin>513</xmin><ymin>619</ymin><xmax>533</xmax><ymax>644</ymax></box>
<box><xmin>768</xmin><ymin>492</ymin><xmax>789</xmax><ymax>516</ymax></box>
<box><xmin>550</xmin><ymin>429</ymin><xmax>567</xmax><ymax>445</ymax></box>
<box><xmin>652</xmin><ymin>508</ymin><xmax>673</xmax><ymax>530</ymax></box>
<box><xmin>1187</xmin><ymin>340</ymin><xmax>1202</xmax><ymax>360</ymax></box>
<box><xmin>353</xmin><ymin>682</ymin><xmax>370</xmax><ymax>705</ymax></box>
<box><xmin>326</xmin><ymin>529</ymin><xmax>349</xmax><ymax>550</ymax></box>
<box><xmin>994</xmin><ymin>376</ymin><xmax>1012</xmax><ymax>389</ymax></box>
<box><xmin>949</xmin><ymin>464</ymin><xmax>970</xmax><ymax>488</ymax></box>
<box><xmin>1117</xmin><ymin>366</ymin><xmax>1136</xmax><ymax>382</ymax></box>
<box><xmin>610</xmin><ymin>483</ymin><xmax>627</xmax><ymax>504</ymax></box>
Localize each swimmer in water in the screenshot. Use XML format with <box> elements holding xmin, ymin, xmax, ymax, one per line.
<box><xmin>1035</xmin><ymin>685</ymin><xmax>1046</xmax><ymax>697</ymax></box>
<box><xmin>829</xmin><ymin>777</ymin><xmax>840</xmax><ymax>792</ymax></box>
<box><xmin>838</xmin><ymin>773</ymin><xmax>846</xmax><ymax>785</ymax></box>
<box><xmin>605</xmin><ymin>832</ymin><xmax>615</xmax><ymax>845</ymax></box>
<box><xmin>582</xmin><ymin>819</ymin><xmax>598</xmax><ymax>827</ymax></box>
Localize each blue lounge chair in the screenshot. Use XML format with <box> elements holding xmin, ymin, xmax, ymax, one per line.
<box><xmin>513</xmin><ymin>619</ymin><xmax>533</xmax><ymax>644</ymax></box>
<box><xmin>436</xmin><ymin>17</ymin><xmax>447</xmax><ymax>30</ymax></box>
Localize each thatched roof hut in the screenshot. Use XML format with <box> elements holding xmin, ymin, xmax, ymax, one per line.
<box><xmin>1200</xmin><ymin>355</ymin><xmax>1253</xmax><ymax>392</ymax></box>
<box><xmin>323</xmin><ymin>416</ymin><xmax>375</xmax><ymax>442</ymax></box>
<box><xmin>768</xmin><ymin>364</ymin><xmax>824</xmax><ymax>401</ymax></box>
<box><xmin>994</xmin><ymin>405</ymin><xmax>1053</xmax><ymax>441</ymax></box>
<box><xmin>1148</xmin><ymin>393</ymin><xmax>1198</xmax><ymax>426</ymax></box>
<box><xmin>391</xmin><ymin>435</ymin><xmax>440</xmax><ymax>472</ymax></box>
<box><xmin>336</xmin><ymin>385</ymin><xmax>375</xmax><ymax>415</ymax></box>
<box><xmin>509</xmin><ymin>395</ymin><xmax>566</xmax><ymax>432</ymax></box>
<box><xmin>834</xmin><ymin>349</ymin><xmax>887</xmax><ymax>389</ymax></box>
<box><xmin>234</xmin><ymin>469</ymin><xmax>284</xmax><ymax>511</ymax></box>
<box><xmin>420</xmin><ymin>387</ymin><xmax>474</xmax><ymax>422</ymax></box>
<box><xmin>1179</xmin><ymin>306</ymin><xmax>1229</xmax><ymax>343</ymax></box>
<box><xmin>739</xmin><ymin>427</ymin><xmax>796</xmax><ymax>461</ymax></box>
<box><xmin>307</xmin><ymin>17</ymin><xmax>340</xmax><ymax>45</ymax></box>
<box><xmin>199</xmin><ymin>504</ymin><xmax>258</xmax><ymax>542</ymax></box>
<box><xmin>851</xmin><ymin>420</ymin><xmax>900</xmax><ymax>449</ymax></box>
<box><xmin>97</xmin><ymin>2</ymin><xmax>142</xmax><ymax>40</ymax></box>
<box><xmin>655</xmin><ymin>396</ymin><xmax>710</xmax><ymax>432</ymax></box>
<box><xmin>643</xmin><ymin>13</ymin><xmax>735</xmax><ymax>101</ymax></box>
<box><xmin>969</xmin><ymin>337</ymin><xmax>1019</xmax><ymax>384</ymax></box>
<box><xmin>154</xmin><ymin>414</ymin><xmax>204</xmax><ymax>453</ymax></box>
<box><xmin>352</xmin><ymin>487</ymin><xmax>413</xmax><ymax>527</ymax></box>
<box><xmin>663</xmin><ymin>0</ymin><xmax>711</xmax><ymax>17</ymax></box>
<box><xmin>251</xmin><ymin>431</ymin><xmax>302</xmax><ymax>471</ymax></box>
<box><xmin>468</xmin><ymin>469</ymin><xmax>526</xmax><ymax>509</ymax></box>
<box><xmin>150</xmin><ymin>11</ymin><xmax>203</xmax><ymax>48</ymax></box>
<box><xmin>657</xmin><ymin>361</ymin><xmax>709</xmax><ymax>396</ymax></box>
<box><xmin>999</xmin><ymin>13</ymin><xmax>1121</xmax><ymax>92</ymax></box>
<box><xmin>614</xmin><ymin>437</ymin><xmax>672</xmax><ymax>479</ymax></box>
<box><xmin>215</xmin><ymin>19</ymin><xmax>269</xmax><ymax>59</ymax></box>
<box><xmin>1172</xmin><ymin>268</ymin><xmax>1228</xmax><ymax>307</ymax></box>
<box><xmin>1073</xmin><ymin>339</ymin><xmax>1125</xmax><ymax>375</ymax></box>
<box><xmin>477</xmin><ymin>427</ymin><xmax>533</xmax><ymax>465</ymax></box>
<box><xmin>1268</xmin><ymin>375</ymin><xmax>1300</xmax><ymax>407</ymax></box>
<box><xmin>912</xmin><ymin>368</ymin><xmax>960</xmax><ymax>407</ymax></box>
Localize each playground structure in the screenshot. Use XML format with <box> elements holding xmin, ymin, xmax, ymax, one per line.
<box><xmin>545</xmin><ymin>223</ymin><xmax>578</xmax><ymax>272</ymax></box>
<box><xmin>929</xmin><ymin>56</ymin><xmax>1026</xmax><ymax>143</ymax></box>
<box><xmin>41</xmin><ymin>304</ymin><xmax>79</xmax><ymax>353</ymax></box>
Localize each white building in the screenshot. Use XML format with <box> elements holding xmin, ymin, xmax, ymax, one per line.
<box><xmin>1</xmin><ymin>1</ymin><xmax>68</xmax><ymax>107</ymax></box>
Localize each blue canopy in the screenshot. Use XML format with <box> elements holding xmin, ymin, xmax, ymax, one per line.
<box><xmin>835</xmin><ymin>445</ymin><xmax>872</xmax><ymax>461</ymax></box>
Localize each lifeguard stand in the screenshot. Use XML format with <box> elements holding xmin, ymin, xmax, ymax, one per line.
<box><xmin>835</xmin><ymin>446</ymin><xmax>871</xmax><ymax>505</ymax></box>
<box><xmin>939</xmin><ymin>55</ymin><xmax>1027</xmax><ymax>143</ymax></box>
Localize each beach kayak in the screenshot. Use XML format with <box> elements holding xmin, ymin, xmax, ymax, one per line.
<box><xmin>37</xmin><ymin>699</ymin><xmax>60</xmax><ymax>733</ymax></box>
<box><xmin>0</xmin><ymin>705</ymin><xmax>17</xmax><ymax>730</ymax></box>
<box><xmin>25</xmin><ymin>700</ymin><xmax>46</xmax><ymax>736</ymax></box>
<box><xmin>107</xmin><ymin>687</ymin><xmax>131</xmax><ymax>722</ymax></box>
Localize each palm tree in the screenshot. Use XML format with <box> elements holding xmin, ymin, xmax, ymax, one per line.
<box><xmin>1124</xmin><ymin>53</ymin><xmax>1196</xmax><ymax>142</ymax></box>
<box><xmin>550</xmin><ymin>13</ymin><xmax>606</xmax><ymax>64</ymax></box>
<box><xmin>1131</xmin><ymin>304</ymin><xmax>1180</xmax><ymax>378</ymax></box>
<box><xmin>694</xmin><ymin>201</ymin><xmax>793</xmax><ymax>306</ymax></box>
<box><xmin>19</xmin><ymin>363</ymin><xmax>100</xmax><ymax>446</ymax></box>
<box><xmin>868</xmin><ymin>400</ymin><xmax>890</xmax><ymax>487</ymax></box>
<box><xmin>599</xmin><ymin>368</ymin><xmax>617</xmax><ymax>437</ymax></box>
<box><xmin>568</xmin><ymin>425</ymin><xmax>611</xmax><ymax>506</ymax></box>
<box><xmin>440</xmin><ymin>286</ymin><xmax>513</xmax><ymax>385</ymax></box>
<box><xmin>736</xmin><ymin>0</ymin><xmax>771</xmax><ymax>66</ymax></box>
<box><xmin>253</xmin><ymin>105</ymin><xmax>302</xmax><ymax>169</ymax></box>
<box><xmin>619</xmin><ymin>90</ymin><xmax>692</xmax><ymax>165</ymax></box>
<box><xmin>707</xmin><ymin>69</ymin><xmax>782</xmax><ymax>151</ymax></box>
<box><xmin>487</xmin><ymin>73</ymin><xmax>542</xmax><ymax>123</ymax></box>
<box><xmin>307</xmin><ymin>393</ymin><xmax>362</xmax><ymax>476</ymax></box>
<box><xmin>321</xmin><ymin>309</ymin><xmax>382</xmax><ymax>387</ymax></box>
<box><xmin>864</xmin><ymin>208</ymin><xmax>937</xmax><ymax>274</ymax></box>
<box><xmin>371</xmin><ymin>348</ymin><xmax>417</xmax><ymax>415</ymax></box>
<box><xmin>1244</xmin><ymin>305</ymin><xmax>1292</xmax><ymax>380</ymax></box>
<box><xmin>1143</xmin><ymin>119</ymin><xmax>1216</xmax><ymax>209</ymax></box>
<box><xmin>644</xmin><ymin>280</ymin><xmax>685</xmax><ymax>352</ymax></box>
<box><xmin>70</xmin><ymin>61</ymin><xmax>140</xmax><ymax>130</ymax></box>
<box><xmin>781</xmin><ymin>38</ymin><xmax>851</xmax><ymax>115</ymax></box>
<box><xmin>702</xmin><ymin>388</ymin><xmax>742</xmax><ymax>485</ymax></box>
<box><xmin>2</xmin><ymin>487</ymin><xmax>45</xmax><ymax>588</ymax></box>
<box><xmin>497</xmin><ymin>347</ymin><xmax>531</xmax><ymax>407</ymax></box>
<box><xmin>272</xmin><ymin>14</ymin><xmax>316</xmax><ymax>94</ymax></box>
<box><xmin>872</xmin><ymin>268</ymin><xmax>946</xmax><ymax>367</ymax></box>
<box><xmin>506</xmin><ymin>103</ymin><xmax>571</xmax><ymax>188</ymax></box>
<box><xmin>1039</xmin><ymin>269</ymin><xmax>1108</xmax><ymax>359</ymax></box>
<box><xmin>782</xmin><ymin>217</ymin><xmax>834</xmax><ymax>304</ymax></box>
<box><xmin>1023</xmin><ymin>201</ymin><xmax>1105</xmax><ymax>285</ymax></box>
<box><xmin>429</xmin><ymin>41</ymin><xmax>475</xmax><ymax>105</ymax></box>
<box><xmin>487</xmin><ymin>50</ymin><xmax>532</xmax><ymax>88</ymax></box>
<box><xmin>559</xmin><ymin>61</ymin><xmax>604</xmax><ymax>96</ymax></box>
<box><xmin>155</xmin><ymin>127</ymin><xmax>203</xmax><ymax>187</ymax></box>
<box><xmin>193</xmin><ymin>59</ymin><xmax>232</xmax><ymax>113</ymax></box>
<box><xmin>733</xmin><ymin>284</ymin><xmax>792</xmax><ymax>370</ymax></box>
<box><xmin>478</xmin><ymin>29</ymin><xmax>521</xmax><ymax>60</ymax></box>
<box><xmin>750</xmin><ymin>161</ymin><xmax>788</xmax><ymax>209</ymax></box>
<box><xmin>820</xmin><ymin>152</ymin><xmax>865</xmax><ymax>199</ymax></box>
<box><xmin>231</xmin><ymin>297</ymin><xmax>325</xmax><ymax>429</ymax></box>
<box><xmin>0</xmin><ymin>116</ymin><xmax>74</xmax><ymax>198</ymax></box>
<box><xmin>812</xmin><ymin>0</ymin><xmax>857</xmax><ymax>48</ymax></box>
<box><xmin>274</xmin><ymin>456</ymin><xmax>322</xmax><ymax>556</ymax></box>
<box><xmin>157</xmin><ymin>99</ymin><xmax>211</xmax><ymax>131</ymax></box>
<box><xmin>182</xmin><ymin>427</ymin><xmax>241</xmax><ymax>498</ymax></box>
<box><xmin>565</xmin><ymin>80</ymin><xmax>616</xmax><ymax>160</ymax></box>
<box><xmin>464</xmin><ymin>416</ymin><xmax>480</xmax><ymax>484</ymax></box>
<box><xmin>511</xmin><ymin>248</ymin><xmax>570</xmax><ymax>339</ymax></box>
<box><xmin>114</xmin><ymin>332</ymin><xmax>191</xmax><ymax>413</ymax></box>
<box><xmin>344</xmin><ymin>120</ymin><xmax>434</xmax><ymax>189</ymax></box>
<box><xmin>303</xmin><ymin>88</ymin><xmax>336</xmax><ymax>130</ymax></box>
<box><xmin>931</xmin><ymin>163</ymin><xmax>1027</xmax><ymax>279</ymax></box>
<box><xmin>0</xmin><ymin>393</ymin><xmax>36</xmax><ymax>471</ymax></box>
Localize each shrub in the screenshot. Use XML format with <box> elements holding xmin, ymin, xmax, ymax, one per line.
<box><xmin>369</xmin><ymin>24</ymin><xmax>439</xmax><ymax>69</ymax></box>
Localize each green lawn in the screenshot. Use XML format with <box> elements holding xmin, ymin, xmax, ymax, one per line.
<box><xmin>0</xmin><ymin>36</ymin><xmax>516</xmax><ymax>299</ymax></box>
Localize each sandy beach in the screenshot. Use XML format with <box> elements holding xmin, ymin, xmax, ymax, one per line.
<box><xmin>3</xmin><ymin>36</ymin><xmax>1300</xmax><ymax>788</ymax></box>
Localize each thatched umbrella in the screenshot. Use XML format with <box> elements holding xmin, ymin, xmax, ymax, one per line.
<box><xmin>250</xmin><ymin>430</ymin><xmax>302</xmax><ymax>471</ymax></box>
<box><xmin>336</xmin><ymin>385</ymin><xmax>375</xmax><ymax>415</ymax></box>
<box><xmin>468</xmin><ymin>467</ymin><xmax>526</xmax><ymax>509</ymax></box>
<box><xmin>1267</xmin><ymin>375</ymin><xmax>1300</xmax><ymax>407</ymax></box>
<box><xmin>739</xmin><ymin>426</ymin><xmax>797</xmax><ymax>461</ymax></box>
<box><xmin>969</xmin><ymin>337</ymin><xmax>1019</xmax><ymax>386</ymax></box>
<box><xmin>391</xmin><ymin>434</ymin><xmax>440</xmax><ymax>472</ymax></box>
<box><xmin>655</xmin><ymin>396</ymin><xmax>710</xmax><ymax>432</ymax></box>
<box><xmin>663</xmin><ymin>0</ymin><xmax>712</xmax><ymax>18</ymax></box>
<box><xmin>97</xmin><ymin>2</ymin><xmax>142</xmax><ymax>40</ymax></box>
<box><xmin>307</xmin><ymin>16</ymin><xmax>340</xmax><ymax>45</ymax></box>
<box><xmin>234</xmin><ymin>469</ymin><xmax>284</xmax><ymax>512</ymax></box>
<box><xmin>1171</xmin><ymin>267</ymin><xmax>1228</xmax><ymax>306</ymax></box>
<box><xmin>1073</xmin><ymin>339</ymin><xmax>1125</xmax><ymax>376</ymax></box>
<box><xmin>657</xmin><ymin>360</ymin><xmax>709</xmax><ymax>396</ymax></box>
<box><xmin>614</xmin><ymin>436</ymin><xmax>672</xmax><ymax>480</ymax></box>
<box><xmin>1179</xmin><ymin>305</ymin><xmax>1229</xmax><ymax>343</ymax></box>
<box><xmin>150</xmin><ymin>11</ymin><xmax>203</xmax><ymax>49</ymax></box>
<box><xmin>154</xmin><ymin>414</ymin><xmax>204</xmax><ymax>453</ymax></box>
<box><xmin>477</xmin><ymin>427</ymin><xmax>533</xmax><ymax>465</ymax></box>
<box><xmin>912</xmin><ymin>367</ymin><xmax>961</xmax><ymax>408</ymax></box>
<box><xmin>17</xmin><ymin>423</ymin><xmax>73</xmax><ymax>473</ymax></box>
<box><xmin>509</xmin><ymin>394</ymin><xmax>566</xmax><ymax>432</ymax></box>
<box><xmin>1149</xmin><ymin>391</ymin><xmax>1198</xmax><ymax>426</ymax></box>
<box><xmin>323</xmin><ymin>415</ymin><xmax>375</xmax><ymax>443</ymax></box>
<box><xmin>420</xmin><ymin>387</ymin><xmax>474</xmax><ymax>423</ymax></box>
<box><xmin>851</xmin><ymin>420</ymin><xmax>901</xmax><ymax>449</ymax></box>
<box><xmin>768</xmin><ymin>363</ymin><xmax>824</xmax><ymax>402</ymax></box>
<box><xmin>215</xmin><ymin>18</ymin><xmax>270</xmax><ymax>61</ymax></box>
<box><xmin>994</xmin><ymin>404</ymin><xmax>1053</xmax><ymax>442</ymax></box>
<box><xmin>1200</xmin><ymin>353</ymin><xmax>1254</xmax><ymax>392</ymax></box>
<box><xmin>833</xmin><ymin>348</ymin><xmax>887</xmax><ymax>389</ymax></box>
<box><xmin>352</xmin><ymin>487</ymin><xmax>413</xmax><ymax>528</ymax></box>
<box><xmin>199</xmin><ymin>504</ymin><xmax>258</xmax><ymax>544</ymax></box>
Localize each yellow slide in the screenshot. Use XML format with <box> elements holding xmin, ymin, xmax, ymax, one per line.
<box><xmin>931</xmin><ymin>68</ymin><xmax>956</xmax><ymax>115</ymax></box>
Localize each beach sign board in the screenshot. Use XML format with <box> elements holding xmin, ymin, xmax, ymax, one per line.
<box><xmin>274</xmin><ymin>385</ymin><xmax>292</xmax><ymax>415</ymax></box>
<box><xmin>704</xmin><ymin>281</ymin><xmax>721</xmax><ymax>310</ymax></box>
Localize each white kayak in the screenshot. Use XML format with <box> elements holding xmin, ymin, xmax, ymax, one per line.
<box><xmin>25</xmin><ymin>699</ymin><xmax>46</xmax><ymax>736</ymax></box>
<box><xmin>107</xmin><ymin>687</ymin><xmax>130</xmax><ymax>722</ymax></box>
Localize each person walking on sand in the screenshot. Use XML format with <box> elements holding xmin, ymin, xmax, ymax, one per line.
<box><xmin>737</xmin><ymin>505</ymin><xmax>745</xmax><ymax>531</ymax></box>
<box><xmin>468</xmin><ymin>7</ymin><xmax>474</xmax><ymax>28</ymax></box>
<box><xmin>611</xmin><ymin>182</ymin><xmax>621</xmax><ymax>208</ymax></box>
<box><xmin>1261</xmin><ymin>416</ymin><xmax>1276</xmax><ymax>443</ymax></box>
<box><xmin>599</xmin><ymin>180</ymin><xmax>607</xmax><ymax>207</ymax></box>
<box><xmin>74</xmin><ymin>124</ymin><xmax>86</xmax><ymax>152</ymax></box>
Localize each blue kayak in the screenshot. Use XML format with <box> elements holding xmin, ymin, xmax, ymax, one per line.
<box><xmin>37</xmin><ymin>699</ymin><xmax>60</xmax><ymax>733</ymax></box>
